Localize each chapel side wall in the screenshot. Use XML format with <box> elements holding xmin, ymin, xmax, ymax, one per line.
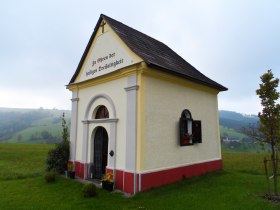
<box><xmin>142</xmin><ymin>73</ymin><xmax>221</xmax><ymax>171</ymax></box>
<box><xmin>74</xmin><ymin>77</ymin><xmax>127</xmax><ymax>170</ymax></box>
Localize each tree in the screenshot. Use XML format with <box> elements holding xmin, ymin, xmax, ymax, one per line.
<box><xmin>256</xmin><ymin>70</ymin><xmax>280</xmax><ymax>196</ymax></box>
<box><xmin>46</xmin><ymin>113</ymin><xmax>70</xmax><ymax>173</ymax></box>
<box><xmin>61</xmin><ymin>112</ymin><xmax>69</xmax><ymax>143</ymax></box>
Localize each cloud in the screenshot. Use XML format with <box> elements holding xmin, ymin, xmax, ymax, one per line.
<box><xmin>0</xmin><ymin>88</ymin><xmax>71</xmax><ymax>109</ymax></box>
<box><xmin>0</xmin><ymin>0</ymin><xmax>280</xmax><ymax>114</ymax></box>
<box><xmin>219</xmin><ymin>94</ymin><xmax>262</xmax><ymax>115</ymax></box>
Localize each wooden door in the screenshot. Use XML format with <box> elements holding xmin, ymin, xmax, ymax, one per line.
<box><xmin>93</xmin><ymin>127</ymin><xmax>108</xmax><ymax>179</ymax></box>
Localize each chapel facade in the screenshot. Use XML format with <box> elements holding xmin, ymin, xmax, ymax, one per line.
<box><xmin>67</xmin><ymin>14</ymin><xmax>227</xmax><ymax>194</ymax></box>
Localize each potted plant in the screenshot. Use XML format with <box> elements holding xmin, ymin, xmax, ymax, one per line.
<box><xmin>102</xmin><ymin>172</ymin><xmax>114</xmax><ymax>192</ymax></box>
<box><xmin>67</xmin><ymin>162</ymin><xmax>75</xmax><ymax>179</ymax></box>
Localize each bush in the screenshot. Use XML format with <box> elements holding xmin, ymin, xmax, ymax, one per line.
<box><xmin>82</xmin><ymin>183</ymin><xmax>98</xmax><ymax>198</ymax></box>
<box><xmin>44</xmin><ymin>171</ymin><xmax>56</xmax><ymax>183</ymax></box>
<box><xmin>46</xmin><ymin>140</ymin><xmax>69</xmax><ymax>173</ymax></box>
<box><xmin>46</xmin><ymin>113</ymin><xmax>70</xmax><ymax>173</ymax></box>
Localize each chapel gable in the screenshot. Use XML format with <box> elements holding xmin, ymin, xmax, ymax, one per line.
<box><xmin>70</xmin><ymin>17</ymin><xmax>143</xmax><ymax>84</ymax></box>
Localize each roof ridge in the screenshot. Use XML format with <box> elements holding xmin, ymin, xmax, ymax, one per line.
<box><xmin>101</xmin><ymin>15</ymin><xmax>197</xmax><ymax>69</ymax></box>
<box><xmin>101</xmin><ymin>14</ymin><xmax>168</xmax><ymax>47</ymax></box>
<box><xmin>69</xmin><ymin>14</ymin><xmax>227</xmax><ymax>91</ymax></box>
<box><xmin>101</xmin><ymin>14</ymin><xmax>182</xmax><ymax>65</ymax></box>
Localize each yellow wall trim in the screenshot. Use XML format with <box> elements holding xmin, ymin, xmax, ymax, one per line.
<box><xmin>142</xmin><ymin>67</ymin><xmax>219</xmax><ymax>94</ymax></box>
<box><xmin>67</xmin><ymin>62</ymin><xmax>146</xmax><ymax>91</ymax></box>
<box><xmin>136</xmin><ymin>69</ymin><xmax>144</xmax><ymax>170</ymax></box>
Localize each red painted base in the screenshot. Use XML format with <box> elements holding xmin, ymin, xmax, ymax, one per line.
<box><xmin>71</xmin><ymin>159</ymin><xmax>222</xmax><ymax>194</ymax></box>
<box><xmin>141</xmin><ymin>159</ymin><xmax>222</xmax><ymax>192</ymax></box>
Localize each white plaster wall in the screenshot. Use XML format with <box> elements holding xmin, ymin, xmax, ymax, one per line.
<box><xmin>75</xmin><ymin>77</ymin><xmax>127</xmax><ymax>170</ymax></box>
<box><xmin>143</xmin><ymin>75</ymin><xmax>221</xmax><ymax>171</ymax></box>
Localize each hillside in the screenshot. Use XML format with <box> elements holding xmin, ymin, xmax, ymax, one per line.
<box><xmin>0</xmin><ymin>108</ymin><xmax>259</xmax><ymax>149</ymax></box>
<box><xmin>219</xmin><ymin>110</ymin><xmax>260</xmax><ymax>152</ymax></box>
<box><xmin>0</xmin><ymin>108</ymin><xmax>70</xmax><ymax>143</ymax></box>
<box><xmin>219</xmin><ymin>110</ymin><xmax>259</xmax><ymax>131</ymax></box>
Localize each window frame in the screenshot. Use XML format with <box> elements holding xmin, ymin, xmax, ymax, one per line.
<box><xmin>179</xmin><ymin>109</ymin><xmax>202</xmax><ymax>146</ymax></box>
<box><xmin>95</xmin><ymin>105</ymin><xmax>109</xmax><ymax>119</ymax></box>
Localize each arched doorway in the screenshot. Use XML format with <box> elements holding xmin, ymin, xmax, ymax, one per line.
<box><xmin>82</xmin><ymin>95</ymin><xmax>117</xmax><ymax>181</ymax></box>
<box><xmin>93</xmin><ymin>127</ymin><xmax>108</xmax><ymax>179</ymax></box>
<box><xmin>93</xmin><ymin>126</ymin><xmax>108</xmax><ymax>179</ymax></box>
<box><xmin>91</xmin><ymin>105</ymin><xmax>110</xmax><ymax>179</ymax></box>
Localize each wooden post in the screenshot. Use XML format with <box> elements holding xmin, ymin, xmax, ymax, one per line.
<box><xmin>264</xmin><ymin>157</ymin><xmax>270</xmax><ymax>194</ymax></box>
<box><xmin>276</xmin><ymin>155</ymin><xmax>279</xmax><ymax>195</ymax></box>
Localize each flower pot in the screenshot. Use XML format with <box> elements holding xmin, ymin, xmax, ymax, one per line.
<box><xmin>102</xmin><ymin>181</ymin><xmax>114</xmax><ymax>192</ymax></box>
<box><xmin>69</xmin><ymin>171</ymin><xmax>75</xmax><ymax>179</ymax></box>
<box><xmin>65</xmin><ymin>170</ymin><xmax>69</xmax><ymax>178</ymax></box>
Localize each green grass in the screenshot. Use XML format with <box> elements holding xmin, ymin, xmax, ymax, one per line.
<box><xmin>222</xmin><ymin>142</ymin><xmax>263</xmax><ymax>153</ymax></box>
<box><xmin>222</xmin><ymin>152</ymin><xmax>266</xmax><ymax>175</ymax></box>
<box><xmin>0</xmin><ymin>143</ymin><xmax>279</xmax><ymax>209</ymax></box>
<box><xmin>0</xmin><ymin>143</ymin><xmax>54</xmax><ymax>180</ymax></box>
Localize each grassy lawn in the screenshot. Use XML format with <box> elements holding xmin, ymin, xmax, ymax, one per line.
<box><xmin>0</xmin><ymin>143</ymin><xmax>279</xmax><ymax>209</ymax></box>
<box><xmin>0</xmin><ymin>143</ymin><xmax>54</xmax><ymax>180</ymax></box>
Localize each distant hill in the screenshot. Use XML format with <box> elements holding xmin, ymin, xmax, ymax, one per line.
<box><xmin>219</xmin><ymin>110</ymin><xmax>260</xmax><ymax>152</ymax></box>
<box><xmin>219</xmin><ymin>110</ymin><xmax>259</xmax><ymax>131</ymax></box>
<box><xmin>0</xmin><ymin>108</ymin><xmax>70</xmax><ymax>144</ymax></box>
<box><xmin>0</xmin><ymin>108</ymin><xmax>260</xmax><ymax>151</ymax></box>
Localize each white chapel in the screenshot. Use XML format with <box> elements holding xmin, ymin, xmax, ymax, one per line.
<box><xmin>67</xmin><ymin>14</ymin><xmax>227</xmax><ymax>194</ymax></box>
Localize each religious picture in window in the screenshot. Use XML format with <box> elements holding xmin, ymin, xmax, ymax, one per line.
<box><xmin>179</xmin><ymin>109</ymin><xmax>202</xmax><ymax>146</ymax></box>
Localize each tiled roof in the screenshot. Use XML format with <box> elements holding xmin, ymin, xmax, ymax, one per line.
<box><xmin>69</xmin><ymin>14</ymin><xmax>227</xmax><ymax>91</ymax></box>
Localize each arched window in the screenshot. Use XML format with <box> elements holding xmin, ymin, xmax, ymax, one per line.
<box><xmin>95</xmin><ymin>105</ymin><xmax>109</xmax><ymax>119</ymax></box>
<box><xmin>180</xmin><ymin>110</ymin><xmax>193</xmax><ymax>146</ymax></box>
<box><xmin>179</xmin><ymin>109</ymin><xmax>202</xmax><ymax>146</ymax></box>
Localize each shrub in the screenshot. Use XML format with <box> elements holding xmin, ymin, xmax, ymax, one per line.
<box><xmin>46</xmin><ymin>140</ymin><xmax>69</xmax><ymax>173</ymax></box>
<box><xmin>46</xmin><ymin>113</ymin><xmax>70</xmax><ymax>173</ymax></box>
<box><xmin>44</xmin><ymin>171</ymin><xmax>56</xmax><ymax>183</ymax></box>
<box><xmin>82</xmin><ymin>183</ymin><xmax>98</xmax><ymax>198</ymax></box>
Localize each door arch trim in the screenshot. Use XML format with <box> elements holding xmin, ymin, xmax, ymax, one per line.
<box><xmin>81</xmin><ymin>94</ymin><xmax>118</xmax><ymax>180</ymax></box>
<box><xmin>84</xmin><ymin>94</ymin><xmax>116</xmax><ymax>120</ymax></box>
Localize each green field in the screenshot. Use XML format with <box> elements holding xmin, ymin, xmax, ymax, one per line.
<box><xmin>220</xmin><ymin>126</ymin><xmax>247</xmax><ymax>139</ymax></box>
<box><xmin>9</xmin><ymin>124</ymin><xmax>62</xmax><ymax>143</ymax></box>
<box><xmin>0</xmin><ymin>143</ymin><xmax>279</xmax><ymax>209</ymax></box>
<box><xmin>0</xmin><ymin>108</ymin><xmax>70</xmax><ymax>143</ymax></box>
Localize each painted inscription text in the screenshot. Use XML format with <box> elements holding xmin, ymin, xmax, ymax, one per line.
<box><xmin>86</xmin><ymin>52</ymin><xmax>124</xmax><ymax>77</ymax></box>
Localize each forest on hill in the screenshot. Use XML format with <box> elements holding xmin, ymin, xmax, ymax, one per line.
<box><xmin>0</xmin><ymin>108</ymin><xmax>260</xmax><ymax>151</ymax></box>
<box><xmin>0</xmin><ymin>108</ymin><xmax>70</xmax><ymax>144</ymax></box>
<box><xmin>219</xmin><ymin>110</ymin><xmax>258</xmax><ymax>131</ymax></box>
<box><xmin>219</xmin><ymin>110</ymin><xmax>260</xmax><ymax>152</ymax></box>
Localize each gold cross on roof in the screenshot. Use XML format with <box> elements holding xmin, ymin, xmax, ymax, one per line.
<box><xmin>100</xmin><ymin>21</ymin><xmax>106</xmax><ymax>33</ymax></box>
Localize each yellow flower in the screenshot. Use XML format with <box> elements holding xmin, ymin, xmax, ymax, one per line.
<box><xmin>102</xmin><ymin>172</ymin><xmax>113</xmax><ymax>183</ymax></box>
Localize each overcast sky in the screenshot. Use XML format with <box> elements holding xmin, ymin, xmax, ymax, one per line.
<box><xmin>1</xmin><ymin>0</ymin><xmax>279</xmax><ymax>115</ymax></box>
